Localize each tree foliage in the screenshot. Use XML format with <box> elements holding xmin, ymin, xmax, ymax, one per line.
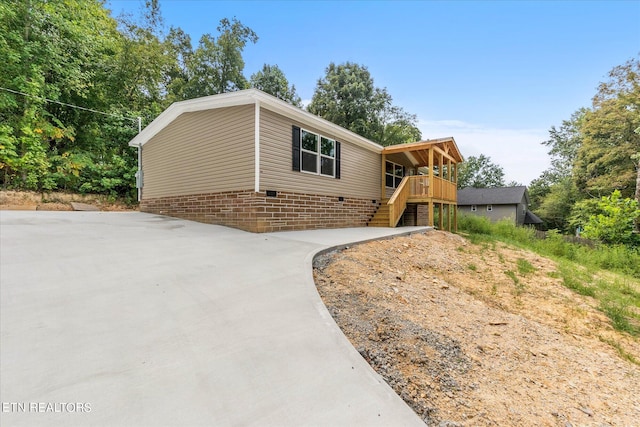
<box><xmin>573</xmin><ymin>57</ymin><xmax>640</xmax><ymax>199</ymax></box>
<box><xmin>180</xmin><ymin>18</ymin><xmax>258</xmax><ymax>99</ymax></box>
<box><xmin>532</xmin><ymin>56</ymin><xmax>640</xmax><ymax>238</ymax></box>
<box><xmin>307</xmin><ymin>62</ymin><xmax>421</xmax><ymax>145</ymax></box>
<box><xmin>457</xmin><ymin>154</ymin><xmax>506</xmax><ymax>189</ymax></box>
<box><xmin>250</xmin><ymin>64</ymin><xmax>302</xmax><ymax>107</ymax></box>
<box><xmin>0</xmin><ymin>2</ymin><xmax>267</xmax><ymax>200</ymax></box>
<box><xmin>571</xmin><ymin>190</ymin><xmax>640</xmax><ymax>246</ymax></box>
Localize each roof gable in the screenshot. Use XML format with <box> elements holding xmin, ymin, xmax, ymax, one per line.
<box><xmin>128</xmin><ymin>89</ymin><xmax>383</xmax><ymax>153</ymax></box>
<box><xmin>382</xmin><ymin>137</ymin><xmax>464</xmax><ymax>166</ymax></box>
<box><xmin>457</xmin><ymin>186</ymin><xmax>528</xmax><ymax>206</ymax></box>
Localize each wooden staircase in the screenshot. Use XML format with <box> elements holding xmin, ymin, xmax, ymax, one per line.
<box><xmin>368</xmin><ymin>199</ymin><xmax>392</xmax><ymax>227</ymax></box>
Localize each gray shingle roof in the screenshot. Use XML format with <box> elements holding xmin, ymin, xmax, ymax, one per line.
<box><xmin>457</xmin><ymin>186</ymin><xmax>528</xmax><ymax>206</ymax></box>
<box><xmin>524</xmin><ymin>210</ymin><xmax>543</xmax><ymax>224</ymax></box>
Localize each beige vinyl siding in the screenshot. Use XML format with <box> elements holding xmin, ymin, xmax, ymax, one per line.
<box><xmin>259</xmin><ymin>108</ymin><xmax>380</xmax><ymax>199</ymax></box>
<box><xmin>142</xmin><ymin>105</ymin><xmax>254</xmax><ymax>199</ymax></box>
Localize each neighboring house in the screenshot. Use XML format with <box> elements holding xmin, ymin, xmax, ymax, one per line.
<box><xmin>128</xmin><ymin>89</ymin><xmax>463</xmax><ymax>233</ymax></box>
<box><xmin>457</xmin><ymin>186</ymin><xmax>543</xmax><ymax>227</ymax></box>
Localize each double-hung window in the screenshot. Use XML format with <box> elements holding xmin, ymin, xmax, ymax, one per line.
<box><xmin>301</xmin><ymin>129</ymin><xmax>335</xmax><ymax>177</ymax></box>
<box><xmin>292</xmin><ymin>125</ymin><xmax>341</xmax><ymax>179</ymax></box>
<box><xmin>385</xmin><ymin>161</ymin><xmax>405</xmax><ymax>188</ymax></box>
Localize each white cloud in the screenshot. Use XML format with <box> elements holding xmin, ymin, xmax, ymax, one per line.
<box><xmin>418</xmin><ymin>119</ymin><xmax>550</xmax><ymax>185</ymax></box>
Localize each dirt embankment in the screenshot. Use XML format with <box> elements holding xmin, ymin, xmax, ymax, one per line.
<box><xmin>0</xmin><ymin>190</ymin><xmax>136</xmax><ymax>211</ymax></box>
<box><xmin>314</xmin><ymin>230</ymin><xmax>640</xmax><ymax>427</ymax></box>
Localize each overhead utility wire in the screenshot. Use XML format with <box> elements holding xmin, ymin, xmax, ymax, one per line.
<box><xmin>0</xmin><ymin>86</ymin><xmax>140</xmax><ymax>127</ymax></box>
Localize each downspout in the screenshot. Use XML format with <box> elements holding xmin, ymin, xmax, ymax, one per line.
<box><xmin>254</xmin><ymin>101</ymin><xmax>260</xmax><ymax>193</ymax></box>
<box><xmin>135</xmin><ymin>117</ymin><xmax>143</xmax><ymax>202</ymax></box>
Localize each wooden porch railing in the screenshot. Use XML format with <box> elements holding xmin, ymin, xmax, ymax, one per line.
<box><xmin>387</xmin><ymin>176</ymin><xmax>410</xmax><ymax>227</ymax></box>
<box><xmin>388</xmin><ymin>176</ymin><xmax>430</xmax><ymax>226</ymax></box>
<box><xmin>387</xmin><ymin>176</ymin><xmax>457</xmax><ymax>227</ymax></box>
<box><xmin>432</xmin><ymin>176</ymin><xmax>457</xmax><ymax>202</ymax></box>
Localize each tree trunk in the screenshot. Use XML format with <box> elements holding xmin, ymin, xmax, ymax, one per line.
<box><xmin>636</xmin><ymin>157</ymin><xmax>640</xmax><ymax>232</ymax></box>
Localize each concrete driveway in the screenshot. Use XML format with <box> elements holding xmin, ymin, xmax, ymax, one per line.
<box><xmin>1</xmin><ymin>211</ymin><xmax>427</xmax><ymax>426</ymax></box>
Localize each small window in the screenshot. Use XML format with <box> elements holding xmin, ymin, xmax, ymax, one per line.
<box><xmin>487</xmin><ymin>205</ymin><xmax>493</xmax><ymax>212</ymax></box>
<box><xmin>471</xmin><ymin>205</ymin><xmax>477</xmax><ymax>212</ymax></box>
<box><xmin>385</xmin><ymin>161</ymin><xmax>405</xmax><ymax>188</ymax></box>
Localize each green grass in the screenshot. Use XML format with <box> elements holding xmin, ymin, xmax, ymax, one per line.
<box><xmin>504</xmin><ymin>270</ymin><xmax>519</xmax><ymax>284</ymax></box>
<box><xmin>457</xmin><ymin>214</ymin><xmax>640</xmax><ymax>338</ymax></box>
<box><xmin>458</xmin><ymin>215</ymin><xmax>640</xmax><ymax>278</ymax></box>
<box><xmin>558</xmin><ymin>262</ymin><xmax>597</xmax><ymax>297</ymax></box>
<box><xmin>516</xmin><ymin>258</ymin><xmax>536</xmax><ymax>275</ymax></box>
<box><xmin>504</xmin><ymin>270</ymin><xmax>526</xmax><ymax>295</ymax></box>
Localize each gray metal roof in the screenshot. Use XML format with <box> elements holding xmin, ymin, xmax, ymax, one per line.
<box><xmin>457</xmin><ymin>186</ymin><xmax>528</xmax><ymax>206</ymax></box>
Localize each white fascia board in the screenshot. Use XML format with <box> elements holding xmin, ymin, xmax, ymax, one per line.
<box><xmin>128</xmin><ymin>89</ymin><xmax>384</xmax><ymax>154</ymax></box>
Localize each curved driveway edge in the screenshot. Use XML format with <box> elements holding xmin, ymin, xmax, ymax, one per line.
<box><xmin>1</xmin><ymin>211</ymin><xmax>427</xmax><ymax>426</ymax></box>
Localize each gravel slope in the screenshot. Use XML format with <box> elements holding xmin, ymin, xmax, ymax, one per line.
<box><xmin>314</xmin><ymin>230</ymin><xmax>640</xmax><ymax>426</ymax></box>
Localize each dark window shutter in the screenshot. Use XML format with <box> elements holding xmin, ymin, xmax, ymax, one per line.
<box><xmin>335</xmin><ymin>141</ymin><xmax>341</xmax><ymax>179</ymax></box>
<box><xmin>292</xmin><ymin>126</ymin><xmax>301</xmax><ymax>172</ymax></box>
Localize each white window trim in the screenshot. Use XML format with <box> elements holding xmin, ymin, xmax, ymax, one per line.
<box><xmin>487</xmin><ymin>205</ymin><xmax>493</xmax><ymax>212</ymax></box>
<box><xmin>300</xmin><ymin>128</ymin><xmax>335</xmax><ymax>178</ymax></box>
<box><xmin>471</xmin><ymin>205</ymin><xmax>477</xmax><ymax>212</ymax></box>
<box><xmin>385</xmin><ymin>160</ymin><xmax>405</xmax><ymax>188</ymax></box>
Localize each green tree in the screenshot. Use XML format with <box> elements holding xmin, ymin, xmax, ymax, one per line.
<box><xmin>571</xmin><ymin>190</ymin><xmax>640</xmax><ymax>246</ymax></box>
<box><xmin>529</xmin><ymin>109</ymin><xmax>585</xmax><ymax>228</ymax></box>
<box><xmin>0</xmin><ymin>0</ymin><xmax>122</xmax><ymax>189</ymax></box>
<box><xmin>457</xmin><ymin>154</ymin><xmax>506</xmax><ymax>189</ymax></box>
<box><xmin>307</xmin><ymin>62</ymin><xmax>420</xmax><ymax>145</ymax></box>
<box><xmin>535</xmin><ymin>177</ymin><xmax>579</xmax><ymax>232</ymax></box>
<box><xmin>573</xmin><ymin>57</ymin><xmax>640</xmax><ymax>199</ymax></box>
<box><xmin>182</xmin><ymin>18</ymin><xmax>258</xmax><ymax>98</ymax></box>
<box><xmin>250</xmin><ymin>64</ymin><xmax>302</xmax><ymax>107</ymax></box>
<box><xmin>164</xmin><ymin>26</ymin><xmax>194</xmax><ymax>103</ymax></box>
<box><xmin>375</xmin><ymin>104</ymin><xmax>422</xmax><ymax>146</ymax></box>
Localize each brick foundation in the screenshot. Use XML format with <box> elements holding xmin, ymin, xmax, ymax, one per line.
<box><xmin>140</xmin><ymin>190</ymin><xmax>380</xmax><ymax>233</ymax></box>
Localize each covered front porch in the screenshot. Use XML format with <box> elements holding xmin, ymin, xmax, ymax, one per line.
<box><xmin>368</xmin><ymin>137</ymin><xmax>463</xmax><ymax>231</ymax></box>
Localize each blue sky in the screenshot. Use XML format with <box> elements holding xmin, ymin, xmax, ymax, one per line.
<box><xmin>107</xmin><ymin>0</ymin><xmax>640</xmax><ymax>185</ymax></box>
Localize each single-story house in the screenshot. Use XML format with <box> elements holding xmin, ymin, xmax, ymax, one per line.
<box><xmin>457</xmin><ymin>186</ymin><xmax>543</xmax><ymax>226</ymax></box>
<box><xmin>128</xmin><ymin>89</ymin><xmax>463</xmax><ymax>233</ymax></box>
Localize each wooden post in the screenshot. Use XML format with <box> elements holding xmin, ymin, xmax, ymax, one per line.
<box><xmin>381</xmin><ymin>153</ymin><xmax>386</xmax><ymax>201</ymax></box>
<box><xmin>428</xmin><ymin>148</ymin><xmax>434</xmax><ymax>197</ymax></box>
<box><xmin>439</xmin><ymin>152</ymin><xmax>443</xmax><ymax>199</ymax></box>
<box><xmin>454</xmin><ymin>160</ymin><xmax>458</xmax><ymax>232</ymax></box>
<box><xmin>454</xmin><ymin>202</ymin><xmax>458</xmax><ymax>232</ymax></box>
<box><xmin>428</xmin><ymin>201</ymin><xmax>434</xmax><ymax>227</ymax></box>
<box><xmin>454</xmin><ymin>163</ymin><xmax>458</xmax><ymax>187</ymax></box>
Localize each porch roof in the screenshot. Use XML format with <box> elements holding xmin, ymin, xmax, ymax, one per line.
<box><xmin>382</xmin><ymin>137</ymin><xmax>464</xmax><ymax>167</ymax></box>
